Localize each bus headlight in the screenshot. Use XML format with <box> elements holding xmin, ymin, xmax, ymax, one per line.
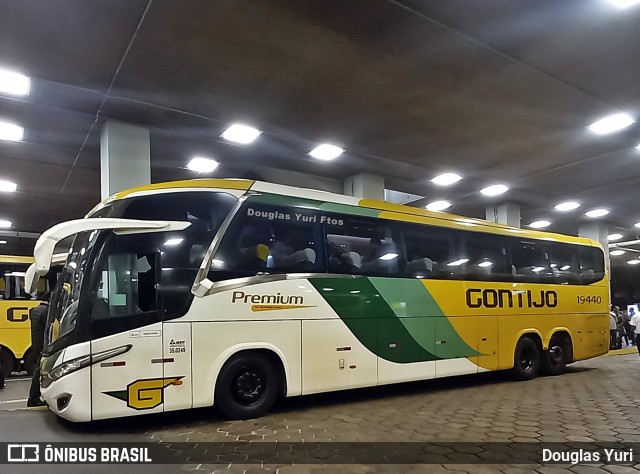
<box><xmin>41</xmin><ymin>345</ymin><xmax>132</xmax><ymax>388</ymax></box>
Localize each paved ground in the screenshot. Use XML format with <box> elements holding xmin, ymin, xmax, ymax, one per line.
<box><xmin>2</xmin><ymin>353</ymin><xmax>640</xmax><ymax>473</ymax></box>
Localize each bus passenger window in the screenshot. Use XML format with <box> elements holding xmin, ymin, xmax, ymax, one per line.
<box><xmin>459</xmin><ymin>233</ymin><xmax>510</xmax><ymax>281</ymax></box>
<box><xmin>579</xmin><ymin>247</ymin><xmax>605</xmax><ymax>284</ymax></box>
<box><xmin>510</xmin><ymin>239</ymin><xmax>552</xmax><ymax>283</ymax></box>
<box><xmin>401</xmin><ymin>223</ymin><xmax>453</xmax><ymax>279</ymax></box>
<box><xmin>325</xmin><ymin>215</ymin><xmax>399</xmax><ymax>277</ymax></box>
<box><xmin>545</xmin><ymin>242</ymin><xmax>580</xmax><ymax>284</ymax></box>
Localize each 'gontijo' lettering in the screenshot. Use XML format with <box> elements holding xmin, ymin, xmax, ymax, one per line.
<box><xmin>466</xmin><ymin>288</ymin><xmax>558</xmax><ymax>309</ymax></box>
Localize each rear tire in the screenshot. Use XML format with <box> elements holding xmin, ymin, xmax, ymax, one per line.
<box><xmin>215</xmin><ymin>353</ymin><xmax>279</xmax><ymax>420</ymax></box>
<box><xmin>541</xmin><ymin>333</ymin><xmax>572</xmax><ymax>376</ymax></box>
<box><xmin>0</xmin><ymin>347</ymin><xmax>15</xmax><ymax>377</ymax></box>
<box><xmin>512</xmin><ymin>337</ymin><xmax>541</xmax><ymax>381</ymax></box>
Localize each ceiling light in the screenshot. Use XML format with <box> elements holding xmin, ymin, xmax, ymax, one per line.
<box><xmin>478</xmin><ymin>261</ymin><xmax>493</xmax><ymax>268</ymax></box>
<box><xmin>560</xmin><ymin>265</ymin><xmax>571</xmax><ymax>270</ymax></box>
<box><xmin>588</xmin><ymin>113</ymin><xmax>635</xmax><ymax>134</ymax></box>
<box><xmin>529</xmin><ymin>220</ymin><xmax>551</xmax><ymax>229</ymax></box>
<box><xmin>447</xmin><ymin>258</ymin><xmax>469</xmax><ymax>267</ymax></box>
<box><xmin>554</xmin><ymin>201</ymin><xmax>580</xmax><ymax>212</ymax></box>
<box><xmin>431</xmin><ymin>173</ymin><xmax>462</xmax><ymax>186</ymax></box>
<box><xmin>221</xmin><ymin>124</ymin><xmax>261</xmax><ymax>144</ymax></box>
<box><xmin>480</xmin><ymin>184</ymin><xmax>509</xmax><ymax>196</ymax></box>
<box><xmin>608</xmin><ymin>233</ymin><xmax>623</xmax><ymax>241</ymax></box>
<box><xmin>610</xmin><ymin>250</ymin><xmax>626</xmax><ymax>256</ymax></box>
<box><xmin>635</xmin><ymin>222</ymin><xmax>640</xmax><ymax>228</ymax></box>
<box><xmin>0</xmin><ymin>121</ymin><xmax>24</xmax><ymax>141</ymax></box>
<box><xmin>0</xmin><ymin>180</ymin><xmax>17</xmax><ymax>192</ymax></box>
<box><xmin>378</xmin><ymin>253</ymin><xmax>398</xmax><ymax>261</ymax></box>
<box><xmin>606</xmin><ymin>0</ymin><xmax>640</xmax><ymax>8</ymax></box>
<box><xmin>627</xmin><ymin>260</ymin><xmax>640</xmax><ymax>265</ymax></box>
<box><xmin>426</xmin><ymin>200</ymin><xmax>451</xmax><ymax>211</ymax></box>
<box><xmin>0</xmin><ymin>240</ymin><xmax>6</xmax><ymax>244</ymax></box>
<box><xmin>0</xmin><ymin>220</ymin><xmax>12</xmax><ymax>228</ymax></box>
<box><xmin>0</xmin><ymin>68</ymin><xmax>30</xmax><ymax>96</ymax></box>
<box><xmin>532</xmin><ymin>266</ymin><xmax>545</xmax><ymax>273</ymax></box>
<box><xmin>636</xmin><ymin>144</ymin><xmax>640</xmax><ymax>151</ymax></box>
<box><xmin>164</xmin><ymin>238</ymin><xmax>183</xmax><ymax>246</ymax></box>
<box><xmin>186</xmin><ymin>156</ymin><xmax>219</xmax><ymax>174</ymax></box>
<box><xmin>585</xmin><ymin>208</ymin><xmax>609</xmax><ymax>218</ymax></box>
<box><xmin>309</xmin><ymin>144</ymin><xmax>344</xmax><ymax>161</ymax></box>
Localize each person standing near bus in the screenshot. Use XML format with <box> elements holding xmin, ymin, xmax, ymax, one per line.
<box><xmin>27</xmin><ymin>292</ymin><xmax>50</xmax><ymax>407</ymax></box>
<box><xmin>631</xmin><ymin>310</ymin><xmax>640</xmax><ymax>356</ymax></box>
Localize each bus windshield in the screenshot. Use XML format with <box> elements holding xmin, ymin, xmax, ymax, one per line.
<box><xmin>44</xmin><ymin>191</ymin><xmax>238</xmax><ymax>354</ymax></box>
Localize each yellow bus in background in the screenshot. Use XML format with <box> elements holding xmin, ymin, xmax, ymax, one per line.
<box><xmin>0</xmin><ymin>255</ymin><xmax>41</xmax><ymax>375</ymax></box>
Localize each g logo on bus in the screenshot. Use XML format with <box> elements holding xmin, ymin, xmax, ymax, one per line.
<box><xmin>104</xmin><ymin>377</ymin><xmax>184</xmax><ymax>410</ymax></box>
<box><xmin>7</xmin><ymin>307</ymin><xmax>29</xmax><ymax>322</ymax></box>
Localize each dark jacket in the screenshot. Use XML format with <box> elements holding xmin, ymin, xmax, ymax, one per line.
<box><xmin>29</xmin><ymin>302</ymin><xmax>49</xmax><ymax>356</ymax></box>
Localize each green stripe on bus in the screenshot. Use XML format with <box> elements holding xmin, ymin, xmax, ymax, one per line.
<box><xmin>309</xmin><ymin>277</ymin><xmax>440</xmax><ymax>363</ymax></box>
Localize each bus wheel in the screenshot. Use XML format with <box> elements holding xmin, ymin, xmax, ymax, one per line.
<box><xmin>215</xmin><ymin>353</ymin><xmax>278</xmax><ymax>420</ymax></box>
<box><xmin>0</xmin><ymin>347</ymin><xmax>15</xmax><ymax>376</ymax></box>
<box><xmin>542</xmin><ymin>334</ymin><xmax>572</xmax><ymax>376</ymax></box>
<box><xmin>512</xmin><ymin>337</ymin><xmax>540</xmax><ymax>381</ymax></box>
<box><xmin>22</xmin><ymin>349</ymin><xmax>37</xmax><ymax>376</ymax></box>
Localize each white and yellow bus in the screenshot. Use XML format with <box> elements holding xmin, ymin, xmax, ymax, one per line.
<box><xmin>25</xmin><ymin>179</ymin><xmax>608</xmax><ymax>422</ymax></box>
<box><xmin>0</xmin><ymin>255</ymin><xmax>42</xmax><ymax>375</ymax></box>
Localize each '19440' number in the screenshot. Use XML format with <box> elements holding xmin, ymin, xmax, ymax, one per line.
<box><xmin>577</xmin><ymin>295</ymin><xmax>602</xmax><ymax>304</ymax></box>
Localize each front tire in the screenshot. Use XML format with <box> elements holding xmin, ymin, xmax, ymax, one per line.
<box><xmin>215</xmin><ymin>353</ymin><xmax>279</xmax><ymax>420</ymax></box>
<box><xmin>512</xmin><ymin>337</ymin><xmax>541</xmax><ymax>381</ymax></box>
<box><xmin>0</xmin><ymin>347</ymin><xmax>15</xmax><ymax>377</ymax></box>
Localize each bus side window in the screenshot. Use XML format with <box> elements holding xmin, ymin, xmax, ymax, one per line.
<box><xmin>579</xmin><ymin>246</ymin><xmax>605</xmax><ymax>284</ymax></box>
<box><xmin>401</xmin><ymin>223</ymin><xmax>452</xmax><ymax>279</ymax></box>
<box><xmin>545</xmin><ymin>242</ymin><xmax>581</xmax><ymax>284</ymax></box>
<box><xmin>325</xmin><ymin>215</ymin><xmax>400</xmax><ymax>277</ymax></box>
<box><xmin>459</xmin><ymin>232</ymin><xmax>510</xmax><ymax>282</ymax></box>
<box><xmin>510</xmin><ymin>239</ymin><xmax>551</xmax><ymax>283</ymax></box>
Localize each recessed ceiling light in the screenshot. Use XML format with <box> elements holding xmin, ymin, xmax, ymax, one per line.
<box><xmin>0</xmin><ymin>180</ymin><xmax>17</xmax><ymax>192</ymax></box>
<box><xmin>635</xmin><ymin>222</ymin><xmax>640</xmax><ymax>229</ymax></box>
<box><xmin>554</xmin><ymin>201</ymin><xmax>580</xmax><ymax>212</ymax></box>
<box><xmin>186</xmin><ymin>157</ymin><xmax>219</xmax><ymax>173</ymax></box>
<box><xmin>0</xmin><ymin>240</ymin><xmax>6</xmax><ymax>244</ymax></box>
<box><xmin>636</xmin><ymin>143</ymin><xmax>640</xmax><ymax>151</ymax></box>
<box><xmin>588</xmin><ymin>113</ymin><xmax>635</xmax><ymax>134</ymax></box>
<box><xmin>164</xmin><ymin>238</ymin><xmax>183</xmax><ymax>246</ymax></box>
<box><xmin>0</xmin><ymin>219</ymin><xmax>12</xmax><ymax>228</ymax></box>
<box><xmin>480</xmin><ymin>184</ymin><xmax>509</xmax><ymax>196</ymax></box>
<box><xmin>426</xmin><ymin>200</ymin><xmax>451</xmax><ymax>211</ymax></box>
<box><xmin>447</xmin><ymin>258</ymin><xmax>469</xmax><ymax>267</ymax></box>
<box><xmin>221</xmin><ymin>124</ymin><xmax>261</xmax><ymax>144</ymax></box>
<box><xmin>309</xmin><ymin>144</ymin><xmax>344</xmax><ymax>161</ymax></box>
<box><xmin>378</xmin><ymin>252</ymin><xmax>398</xmax><ymax>261</ymax></box>
<box><xmin>478</xmin><ymin>261</ymin><xmax>493</xmax><ymax>267</ymax></box>
<box><xmin>0</xmin><ymin>121</ymin><xmax>24</xmax><ymax>141</ymax></box>
<box><xmin>0</xmin><ymin>68</ymin><xmax>30</xmax><ymax>96</ymax></box>
<box><xmin>627</xmin><ymin>259</ymin><xmax>640</xmax><ymax>265</ymax></box>
<box><xmin>606</xmin><ymin>0</ymin><xmax>640</xmax><ymax>8</ymax></box>
<box><xmin>529</xmin><ymin>220</ymin><xmax>551</xmax><ymax>229</ymax></box>
<box><xmin>610</xmin><ymin>250</ymin><xmax>626</xmax><ymax>256</ymax></box>
<box><xmin>585</xmin><ymin>208</ymin><xmax>609</xmax><ymax>218</ymax></box>
<box><xmin>431</xmin><ymin>173</ymin><xmax>462</xmax><ymax>186</ymax></box>
<box><xmin>608</xmin><ymin>233</ymin><xmax>623</xmax><ymax>241</ymax></box>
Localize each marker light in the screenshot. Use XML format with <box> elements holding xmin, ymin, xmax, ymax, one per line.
<box><xmin>309</xmin><ymin>144</ymin><xmax>344</xmax><ymax>161</ymax></box>
<box><xmin>187</xmin><ymin>157</ymin><xmax>219</xmax><ymax>173</ymax></box>
<box><xmin>610</xmin><ymin>250</ymin><xmax>626</xmax><ymax>256</ymax></box>
<box><xmin>431</xmin><ymin>173</ymin><xmax>462</xmax><ymax>186</ymax></box>
<box><xmin>0</xmin><ymin>180</ymin><xmax>17</xmax><ymax>192</ymax></box>
<box><xmin>0</xmin><ymin>68</ymin><xmax>30</xmax><ymax>96</ymax></box>
<box><xmin>221</xmin><ymin>124</ymin><xmax>261</xmax><ymax>144</ymax></box>
<box><xmin>0</xmin><ymin>122</ymin><xmax>24</xmax><ymax>141</ymax></box>
<box><xmin>426</xmin><ymin>200</ymin><xmax>451</xmax><ymax>211</ymax></box>
<box><xmin>528</xmin><ymin>220</ymin><xmax>551</xmax><ymax>229</ymax></box>
<box><xmin>554</xmin><ymin>201</ymin><xmax>580</xmax><ymax>212</ymax></box>
<box><xmin>480</xmin><ymin>184</ymin><xmax>509</xmax><ymax>196</ymax></box>
<box><xmin>588</xmin><ymin>113</ymin><xmax>635</xmax><ymax>134</ymax></box>
<box><xmin>585</xmin><ymin>208</ymin><xmax>609</xmax><ymax>218</ymax></box>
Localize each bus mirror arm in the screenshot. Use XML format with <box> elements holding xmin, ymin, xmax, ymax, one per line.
<box><xmin>25</xmin><ymin>217</ymin><xmax>192</xmax><ymax>295</ymax></box>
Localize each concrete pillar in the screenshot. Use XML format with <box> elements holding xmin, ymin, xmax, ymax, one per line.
<box><xmin>485</xmin><ymin>203</ymin><xmax>521</xmax><ymax>228</ymax></box>
<box><xmin>100</xmin><ymin>121</ymin><xmax>151</xmax><ymax>199</ymax></box>
<box><xmin>579</xmin><ymin>222</ymin><xmax>610</xmax><ymax>276</ymax></box>
<box><xmin>344</xmin><ymin>173</ymin><xmax>385</xmax><ymax>201</ymax></box>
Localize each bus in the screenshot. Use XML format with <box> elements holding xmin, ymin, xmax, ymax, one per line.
<box><xmin>25</xmin><ymin>178</ymin><xmax>609</xmax><ymax>422</ymax></box>
<box><xmin>0</xmin><ymin>255</ymin><xmax>41</xmax><ymax>375</ymax></box>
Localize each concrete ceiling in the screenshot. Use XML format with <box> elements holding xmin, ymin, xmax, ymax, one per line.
<box><xmin>0</xmin><ymin>0</ymin><xmax>640</xmax><ymax>261</ymax></box>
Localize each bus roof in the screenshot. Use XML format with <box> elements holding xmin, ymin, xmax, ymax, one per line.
<box><xmin>97</xmin><ymin>178</ymin><xmax>600</xmax><ymax>249</ymax></box>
